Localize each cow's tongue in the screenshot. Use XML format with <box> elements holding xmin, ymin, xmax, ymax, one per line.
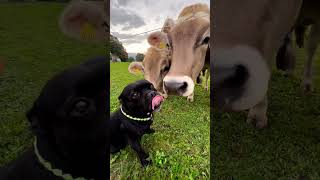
<box><xmin>152</xmin><ymin>95</ymin><xmax>164</xmax><ymax>110</ymax></box>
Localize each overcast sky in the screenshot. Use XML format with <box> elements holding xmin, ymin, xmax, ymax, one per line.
<box><xmin>110</xmin><ymin>0</ymin><xmax>210</xmax><ymax>54</ymax></box>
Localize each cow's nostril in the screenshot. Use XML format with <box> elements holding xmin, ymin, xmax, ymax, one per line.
<box><xmin>179</xmin><ymin>82</ymin><xmax>188</xmax><ymax>91</ymax></box>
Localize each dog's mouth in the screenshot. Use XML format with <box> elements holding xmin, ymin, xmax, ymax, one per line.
<box><xmin>152</xmin><ymin>95</ymin><xmax>164</xmax><ymax>112</ymax></box>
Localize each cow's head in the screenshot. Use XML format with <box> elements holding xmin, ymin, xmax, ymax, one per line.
<box><xmin>59</xmin><ymin>0</ymin><xmax>108</xmax><ymax>43</ymax></box>
<box><xmin>128</xmin><ymin>19</ymin><xmax>174</xmax><ymax>93</ymax></box>
<box><xmin>212</xmin><ymin>0</ymin><xmax>302</xmax><ymax>111</ymax></box>
<box><xmin>163</xmin><ymin>3</ymin><xmax>210</xmax><ymax>96</ymax></box>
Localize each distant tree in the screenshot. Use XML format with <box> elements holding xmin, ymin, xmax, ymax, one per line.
<box><xmin>128</xmin><ymin>57</ymin><xmax>135</xmax><ymax>62</ymax></box>
<box><xmin>110</xmin><ymin>35</ymin><xmax>128</xmax><ymax>62</ymax></box>
<box><xmin>135</xmin><ymin>53</ymin><xmax>145</xmax><ymax>62</ymax></box>
<box><xmin>119</xmin><ymin>51</ymin><xmax>128</xmax><ymax>62</ymax></box>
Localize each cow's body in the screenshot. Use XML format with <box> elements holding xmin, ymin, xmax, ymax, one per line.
<box><xmin>129</xmin><ymin>4</ymin><xmax>210</xmax><ymax>102</ymax></box>
<box><xmin>212</xmin><ymin>0</ymin><xmax>302</xmax><ymax>128</ymax></box>
<box><xmin>277</xmin><ymin>0</ymin><xmax>320</xmax><ymax>92</ymax></box>
<box><xmin>128</xmin><ymin>19</ymin><xmax>173</xmax><ymax>98</ymax></box>
<box><xmin>163</xmin><ymin>3</ymin><xmax>210</xmax><ymax>102</ymax></box>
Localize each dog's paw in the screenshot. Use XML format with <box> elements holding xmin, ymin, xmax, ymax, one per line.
<box><xmin>146</xmin><ymin>128</ymin><xmax>155</xmax><ymax>134</ymax></box>
<box><xmin>141</xmin><ymin>158</ymin><xmax>152</xmax><ymax>166</ymax></box>
<box><xmin>110</xmin><ymin>145</ymin><xmax>120</xmax><ymax>154</ymax></box>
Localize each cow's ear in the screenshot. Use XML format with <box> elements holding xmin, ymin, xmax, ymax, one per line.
<box><xmin>147</xmin><ymin>31</ymin><xmax>168</xmax><ymax>49</ymax></box>
<box><xmin>59</xmin><ymin>0</ymin><xmax>107</xmax><ymax>43</ymax></box>
<box><xmin>128</xmin><ymin>62</ymin><xmax>144</xmax><ymax>75</ymax></box>
<box><xmin>161</xmin><ymin>18</ymin><xmax>175</xmax><ymax>33</ymax></box>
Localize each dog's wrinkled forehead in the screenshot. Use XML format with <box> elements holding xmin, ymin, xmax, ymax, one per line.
<box><xmin>122</xmin><ymin>80</ymin><xmax>153</xmax><ymax>94</ymax></box>
<box><xmin>36</xmin><ymin>57</ymin><xmax>107</xmax><ymax>111</ymax></box>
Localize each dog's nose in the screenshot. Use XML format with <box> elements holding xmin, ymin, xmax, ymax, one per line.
<box><xmin>163</xmin><ymin>80</ymin><xmax>188</xmax><ymax>95</ymax></box>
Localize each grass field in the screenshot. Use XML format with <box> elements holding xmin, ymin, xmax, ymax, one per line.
<box><xmin>212</xmin><ymin>44</ymin><xmax>320</xmax><ymax>179</ymax></box>
<box><xmin>0</xmin><ymin>2</ymin><xmax>105</xmax><ymax>165</ymax></box>
<box><xmin>110</xmin><ymin>62</ymin><xmax>210</xmax><ymax>179</ymax></box>
<box><xmin>2</xmin><ymin>2</ymin><xmax>320</xmax><ymax>180</ymax></box>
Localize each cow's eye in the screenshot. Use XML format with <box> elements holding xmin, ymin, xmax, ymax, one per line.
<box><xmin>202</xmin><ymin>36</ymin><xmax>210</xmax><ymax>45</ymax></box>
<box><xmin>160</xmin><ymin>65</ymin><xmax>170</xmax><ymax>75</ymax></box>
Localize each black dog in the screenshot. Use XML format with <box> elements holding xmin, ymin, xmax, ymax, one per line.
<box><xmin>110</xmin><ymin>80</ymin><xmax>164</xmax><ymax>166</ymax></box>
<box><xmin>0</xmin><ymin>57</ymin><xmax>108</xmax><ymax>180</ymax></box>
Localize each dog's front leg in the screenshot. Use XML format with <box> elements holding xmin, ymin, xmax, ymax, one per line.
<box><xmin>127</xmin><ymin>135</ymin><xmax>150</xmax><ymax>166</ymax></box>
<box><xmin>145</xmin><ymin>127</ymin><xmax>155</xmax><ymax>134</ymax></box>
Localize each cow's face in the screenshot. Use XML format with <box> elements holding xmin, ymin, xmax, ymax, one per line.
<box><xmin>59</xmin><ymin>0</ymin><xmax>108</xmax><ymax>43</ymax></box>
<box><xmin>212</xmin><ymin>0</ymin><xmax>302</xmax><ymax>111</ymax></box>
<box><xmin>163</xmin><ymin>4</ymin><xmax>210</xmax><ymax>97</ymax></box>
<box><xmin>128</xmin><ymin>32</ymin><xmax>171</xmax><ymax>93</ymax></box>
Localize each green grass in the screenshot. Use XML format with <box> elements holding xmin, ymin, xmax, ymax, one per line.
<box><xmin>0</xmin><ymin>3</ymin><xmax>105</xmax><ymax>165</ymax></box>
<box><xmin>212</xmin><ymin>44</ymin><xmax>320</xmax><ymax>179</ymax></box>
<box><xmin>110</xmin><ymin>62</ymin><xmax>210</xmax><ymax>179</ymax></box>
<box><xmin>3</xmin><ymin>2</ymin><xmax>319</xmax><ymax>180</ymax></box>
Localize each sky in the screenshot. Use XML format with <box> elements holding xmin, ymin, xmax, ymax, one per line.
<box><xmin>110</xmin><ymin>0</ymin><xmax>210</xmax><ymax>54</ymax></box>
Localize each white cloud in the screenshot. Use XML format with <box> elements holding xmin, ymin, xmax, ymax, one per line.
<box><xmin>111</xmin><ymin>0</ymin><xmax>210</xmax><ymax>53</ymax></box>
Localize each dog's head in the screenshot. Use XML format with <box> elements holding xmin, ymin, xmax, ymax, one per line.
<box><xmin>26</xmin><ymin>57</ymin><xmax>108</xmax><ymax>161</ymax></box>
<box><xmin>119</xmin><ymin>80</ymin><xmax>164</xmax><ymax>116</ymax></box>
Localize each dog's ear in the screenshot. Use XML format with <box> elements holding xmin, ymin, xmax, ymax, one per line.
<box><xmin>26</xmin><ymin>101</ymin><xmax>46</xmax><ymax>135</ymax></box>
<box><xmin>118</xmin><ymin>94</ymin><xmax>124</xmax><ymax>104</ymax></box>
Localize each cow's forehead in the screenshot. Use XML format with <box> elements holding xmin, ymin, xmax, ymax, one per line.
<box><xmin>170</xmin><ymin>19</ymin><xmax>209</xmax><ymax>40</ymax></box>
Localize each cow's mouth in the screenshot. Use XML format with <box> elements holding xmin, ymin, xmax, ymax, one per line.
<box><xmin>152</xmin><ymin>95</ymin><xmax>164</xmax><ymax>112</ymax></box>
<box><xmin>212</xmin><ymin>46</ymin><xmax>271</xmax><ymax>111</ymax></box>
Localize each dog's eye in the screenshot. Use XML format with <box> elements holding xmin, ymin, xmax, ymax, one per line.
<box><xmin>74</xmin><ymin>100</ymin><xmax>89</xmax><ymax>111</ymax></box>
<box><xmin>70</xmin><ymin>99</ymin><xmax>91</xmax><ymax>118</ymax></box>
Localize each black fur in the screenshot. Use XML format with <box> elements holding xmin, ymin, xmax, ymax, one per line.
<box><xmin>0</xmin><ymin>57</ymin><xmax>109</xmax><ymax>180</ymax></box>
<box><xmin>276</xmin><ymin>33</ymin><xmax>295</xmax><ymax>72</ymax></box>
<box><xmin>110</xmin><ymin>80</ymin><xmax>160</xmax><ymax>166</ymax></box>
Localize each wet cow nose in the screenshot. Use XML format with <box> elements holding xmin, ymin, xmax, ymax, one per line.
<box><xmin>163</xmin><ymin>80</ymin><xmax>188</xmax><ymax>95</ymax></box>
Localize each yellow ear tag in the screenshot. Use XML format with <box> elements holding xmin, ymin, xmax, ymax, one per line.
<box><xmin>80</xmin><ymin>23</ymin><xmax>96</xmax><ymax>40</ymax></box>
<box><xmin>133</xmin><ymin>68</ymin><xmax>140</xmax><ymax>73</ymax></box>
<box><xmin>158</xmin><ymin>42</ymin><xmax>166</xmax><ymax>49</ymax></box>
<box><xmin>133</xmin><ymin>67</ymin><xmax>142</xmax><ymax>74</ymax></box>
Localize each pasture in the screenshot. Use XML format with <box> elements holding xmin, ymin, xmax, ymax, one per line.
<box><xmin>212</xmin><ymin>43</ymin><xmax>320</xmax><ymax>178</ymax></box>
<box><xmin>0</xmin><ymin>2</ymin><xmax>105</xmax><ymax>166</ymax></box>
<box><xmin>110</xmin><ymin>62</ymin><xmax>210</xmax><ymax>179</ymax></box>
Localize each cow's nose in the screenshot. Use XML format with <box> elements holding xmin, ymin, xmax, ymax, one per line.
<box><xmin>163</xmin><ymin>75</ymin><xmax>194</xmax><ymax>96</ymax></box>
<box><xmin>164</xmin><ymin>80</ymin><xmax>188</xmax><ymax>95</ymax></box>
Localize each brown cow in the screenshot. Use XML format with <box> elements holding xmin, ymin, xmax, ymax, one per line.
<box><xmin>128</xmin><ymin>18</ymin><xmax>174</xmax><ymax>98</ymax></box>
<box><xmin>160</xmin><ymin>3</ymin><xmax>210</xmax><ymax>102</ymax></box>
<box><xmin>212</xmin><ymin>0</ymin><xmax>302</xmax><ymax>128</ymax></box>
<box><xmin>277</xmin><ymin>0</ymin><xmax>320</xmax><ymax>92</ymax></box>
